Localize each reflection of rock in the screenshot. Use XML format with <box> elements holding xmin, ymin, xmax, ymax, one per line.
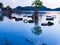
<box><xmin>23</xmin><ymin>15</ymin><xmax>27</xmax><ymax>17</ymax></box>
<box><xmin>41</xmin><ymin>23</ymin><xmax>48</xmax><ymax>26</ymax></box>
<box><xmin>42</xmin><ymin>44</ymin><xmax>46</xmax><ymax>45</ymax></box>
<box><xmin>31</xmin><ymin>26</ymin><xmax>42</xmax><ymax>35</ymax></box>
<box><xmin>27</xmin><ymin>16</ymin><xmax>32</xmax><ymax>18</ymax></box>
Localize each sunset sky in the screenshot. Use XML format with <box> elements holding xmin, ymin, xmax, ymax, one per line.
<box><xmin>0</xmin><ymin>0</ymin><xmax>60</xmax><ymax>9</ymax></box>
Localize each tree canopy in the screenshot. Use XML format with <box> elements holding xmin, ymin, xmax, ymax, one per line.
<box><xmin>32</xmin><ymin>0</ymin><xmax>43</xmax><ymax>8</ymax></box>
<box><xmin>0</xmin><ymin>2</ymin><xmax>3</xmax><ymax>8</ymax></box>
<box><xmin>6</xmin><ymin>6</ymin><xmax>11</xmax><ymax>9</ymax></box>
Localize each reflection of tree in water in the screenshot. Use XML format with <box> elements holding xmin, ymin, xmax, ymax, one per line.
<box><xmin>31</xmin><ymin>24</ymin><xmax>42</xmax><ymax>35</ymax></box>
<box><xmin>7</xmin><ymin>14</ymin><xmax>12</xmax><ymax>19</ymax></box>
<box><xmin>32</xmin><ymin>13</ymin><xmax>42</xmax><ymax>35</ymax></box>
<box><xmin>0</xmin><ymin>2</ymin><xmax>3</xmax><ymax>8</ymax></box>
<box><xmin>31</xmin><ymin>0</ymin><xmax>43</xmax><ymax>35</ymax></box>
<box><xmin>0</xmin><ymin>16</ymin><xmax>3</xmax><ymax>21</ymax></box>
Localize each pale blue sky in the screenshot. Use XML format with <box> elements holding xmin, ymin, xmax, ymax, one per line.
<box><xmin>0</xmin><ymin>0</ymin><xmax>60</xmax><ymax>9</ymax></box>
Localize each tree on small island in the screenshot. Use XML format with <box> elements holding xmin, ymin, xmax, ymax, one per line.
<box><xmin>6</xmin><ymin>5</ymin><xmax>12</xmax><ymax>13</ymax></box>
<box><xmin>0</xmin><ymin>2</ymin><xmax>3</xmax><ymax>8</ymax></box>
<box><xmin>6</xmin><ymin>6</ymin><xmax>12</xmax><ymax>19</ymax></box>
<box><xmin>6</xmin><ymin>6</ymin><xmax>11</xmax><ymax>9</ymax></box>
<box><xmin>32</xmin><ymin>0</ymin><xmax>43</xmax><ymax>9</ymax></box>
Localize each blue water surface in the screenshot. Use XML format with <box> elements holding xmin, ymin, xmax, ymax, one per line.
<box><xmin>0</xmin><ymin>11</ymin><xmax>60</xmax><ymax>45</ymax></box>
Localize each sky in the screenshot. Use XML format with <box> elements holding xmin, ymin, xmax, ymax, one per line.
<box><xmin>0</xmin><ymin>0</ymin><xmax>60</xmax><ymax>9</ymax></box>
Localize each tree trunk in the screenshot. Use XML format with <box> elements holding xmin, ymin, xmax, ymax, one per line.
<box><xmin>35</xmin><ymin>8</ymin><xmax>39</xmax><ymax>25</ymax></box>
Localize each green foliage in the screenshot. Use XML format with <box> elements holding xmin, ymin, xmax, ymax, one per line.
<box><xmin>0</xmin><ymin>2</ymin><xmax>3</xmax><ymax>8</ymax></box>
<box><xmin>31</xmin><ymin>26</ymin><xmax>42</xmax><ymax>35</ymax></box>
<box><xmin>6</xmin><ymin>6</ymin><xmax>11</xmax><ymax>9</ymax></box>
<box><xmin>32</xmin><ymin>0</ymin><xmax>43</xmax><ymax>9</ymax></box>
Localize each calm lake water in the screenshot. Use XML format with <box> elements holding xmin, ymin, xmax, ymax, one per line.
<box><xmin>0</xmin><ymin>11</ymin><xmax>60</xmax><ymax>45</ymax></box>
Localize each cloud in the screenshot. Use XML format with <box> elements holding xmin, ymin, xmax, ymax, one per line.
<box><xmin>12</xmin><ymin>0</ymin><xmax>16</xmax><ymax>4</ymax></box>
<box><xmin>42</xmin><ymin>0</ymin><xmax>60</xmax><ymax>9</ymax></box>
<box><xmin>0</xmin><ymin>0</ymin><xmax>60</xmax><ymax>9</ymax></box>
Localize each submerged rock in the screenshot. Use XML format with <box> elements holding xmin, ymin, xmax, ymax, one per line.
<box><xmin>42</xmin><ymin>44</ymin><xmax>46</xmax><ymax>45</ymax></box>
<box><xmin>25</xmin><ymin>39</ymin><xmax>34</xmax><ymax>44</ymax></box>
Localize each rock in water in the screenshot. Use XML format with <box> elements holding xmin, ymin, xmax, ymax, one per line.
<box><xmin>48</xmin><ymin>21</ymin><xmax>54</xmax><ymax>26</ymax></box>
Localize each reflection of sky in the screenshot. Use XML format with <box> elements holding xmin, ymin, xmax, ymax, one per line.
<box><xmin>0</xmin><ymin>11</ymin><xmax>60</xmax><ymax>45</ymax></box>
<box><xmin>40</xmin><ymin>11</ymin><xmax>60</xmax><ymax>45</ymax></box>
